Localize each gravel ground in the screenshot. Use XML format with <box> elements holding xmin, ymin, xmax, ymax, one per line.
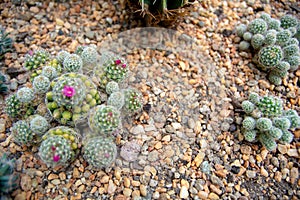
<box><xmin>0</xmin><ymin>0</ymin><xmax>299</xmax><ymax>199</ymax></box>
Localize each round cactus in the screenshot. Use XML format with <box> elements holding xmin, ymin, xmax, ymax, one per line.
<box><xmin>284</xmin><ymin>38</ymin><xmax>299</xmax><ymax>47</ymax></box>
<box><xmin>248</xmin><ymin>92</ymin><xmax>260</xmax><ymax>105</ymax></box>
<box><xmin>243</xmin><ymin>130</ymin><xmax>257</xmax><ymax>142</ymax></box>
<box><xmin>52</xmin><ymin>76</ymin><xmax>86</xmax><ymax>107</ymax></box>
<box><xmin>104</xmin><ymin>58</ymin><xmax>129</xmax><ymax>82</ymax></box>
<box><xmin>5</xmin><ymin>94</ymin><xmax>21</xmax><ymax>118</ymax></box>
<box><xmin>107</xmin><ymin>91</ymin><xmax>125</xmax><ymax>110</ymax></box>
<box><xmin>24</xmin><ymin>49</ymin><xmax>50</xmax><ymax>71</ymax></box>
<box><xmin>251</xmin><ymin>34</ymin><xmax>265</xmax><ymax>50</ymax></box>
<box><xmin>32</xmin><ymin>75</ymin><xmax>50</xmax><ymax>94</ymax></box>
<box><xmin>236</xmin><ymin>24</ymin><xmax>247</xmax><ymax>37</ymax></box>
<box><xmin>283</xmin><ymin>44</ymin><xmax>299</xmax><ymax>58</ymax></box>
<box><xmin>270</xmin><ymin>69</ymin><xmax>288</xmax><ymax>78</ymax></box>
<box><xmin>276</xmin><ymin>29</ymin><xmax>292</xmax><ymax>46</ymax></box>
<box><xmin>274</xmin><ymin>61</ymin><xmax>290</xmax><ymax>72</ymax></box>
<box><xmin>39</xmin><ymin>135</ymin><xmax>72</xmax><ymax>167</ymax></box>
<box><xmin>16</xmin><ymin>87</ymin><xmax>34</xmax><ymax>103</ymax></box>
<box><xmin>285</xmin><ymin>55</ymin><xmax>300</xmax><ymax>71</ymax></box>
<box><xmin>268</xmin><ymin>73</ymin><xmax>282</xmax><ymax>85</ymax></box>
<box><xmin>63</xmin><ymin>54</ymin><xmax>83</xmax><ymax>72</ymax></box>
<box><xmin>250</xmin><ymin>109</ymin><xmax>262</xmax><ymax>119</ymax></box>
<box><xmin>88</xmin><ymin>105</ymin><xmax>121</xmax><ymax>134</ymax></box>
<box><xmin>288</xmin><ymin>115</ymin><xmax>300</xmax><ymax>129</ymax></box>
<box><xmin>266</xmin><ymin>126</ymin><xmax>283</xmax><ymax>139</ymax></box>
<box><xmin>83</xmin><ymin>137</ymin><xmax>117</xmax><ymax>168</ymax></box>
<box><xmin>267</xmin><ymin>19</ymin><xmax>281</xmax><ymax>31</ymax></box>
<box><xmin>243</xmin><ymin>32</ymin><xmax>253</xmax><ymax>41</ymax></box>
<box><xmin>80</xmin><ymin>46</ymin><xmax>98</xmax><ymax>65</ymax></box>
<box><xmin>242</xmin><ymin>116</ymin><xmax>256</xmax><ymax>130</ymax></box>
<box><xmin>239</xmin><ymin>41</ymin><xmax>250</xmax><ymax>51</ymax></box>
<box><xmin>123</xmin><ymin>88</ymin><xmax>143</xmax><ymax>114</ymax></box>
<box><xmin>106</xmin><ymin>81</ymin><xmax>120</xmax><ymax>95</ymax></box>
<box><xmin>260</xmin><ymin>12</ymin><xmax>271</xmax><ymax>23</ymax></box>
<box><xmin>257</xmin><ymin>96</ymin><xmax>283</xmax><ymax>117</ymax></box>
<box><xmin>279</xmin><ymin>129</ymin><xmax>294</xmax><ymax>144</ymax></box>
<box><xmin>29</xmin><ymin>115</ymin><xmax>49</xmax><ymax>135</ymax></box>
<box><xmin>258</xmin><ymin>45</ymin><xmax>283</xmax><ymax>68</ymax></box>
<box><xmin>273</xmin><ymin>117</ymin><xmax>291</xmax><ymax>130</ymax></box>
<box><xmin>280</xmin><ymin>15</ymin><xmax>298</xmax><ymax>29</ymax></box>
<box><xmin>57</xmin><ymin>50</ymin><xmax>70</xmax><ymax>64</ymax></box>
<box><xmin>248</xmin><ymin>18</ymin><xmax>268</xmax><ymax>34</ymax></box>
<box><xmin>264</xmin><ymin>30</ymin><xmax>277</xmax><ymax>45</ymax></box>
<box><xmin>11</xmin><ymin>120</ymin><xmax>33</xmax><ymax>145</ymax></box>
<box><xmin>259</xmin><ymin>133</ymin><xmax>277</xmax><ymax>151</ymax></box>
<box><xmin>256</xmin><ymin>118</ymin><xmax>272</xmax><ymax>131</ymax></box>
<box><xmin>242</xmin><ymin>100</ymin><xmax>255</xmax><ymax>114</ymax></box>
<box><xmin>41</xmin><ymin>66</ymin><xmax>57</xmax><ymax>80</ymax></box>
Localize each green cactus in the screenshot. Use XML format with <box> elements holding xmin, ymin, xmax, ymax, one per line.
<box><xmin>107</xmin><ymin>91</ymin><xmax>125</xmax><ymax>110</ymax></box>
<box><xmin>274</xmin><ymin>61</ymin><xmax>290</xmax><ymax>72</ymax></box>
<box><xmin>32</xmin><ymin>75</ymin><xmax>50</xmax><ymax>94</ymax></box>
<box><xmin>283</xmin><ymin>44</ymin><xmax>299</xmax><ymax>58</ymax></box>
<box><xmin>29</xmin><ymin>115</ymin><xmax>49</xmax><ymax>135</ymax></box>
<box><xmin>106</xmin><ymin>81</ymin><xmax>120</xmax><ymax>95</ymax></box>
<box><xmin>267</xmin><ymin>19</ymin><xmax>281</xmax><ymax>31</ymax></box>
<box><xmin>238</xmin><ymin>41</ymin><xmax>250</xmax><ymax>51</ymax></box>
<box><xmin>16</xmin><ymin>87</ymin><xmax>34</xmax><ymax>103</ymax></box>
<box><xmin>88</xmin><ymin>105</ymin><xmax>121</xmax><ymax>134</ymax></box>
<box><xmin>242</xmin><ymin>117</ymin><xmax>256</xmax><ymax>130</ymax></box>
<box><xmin>259</xmin><ymin>133</ymin><xmax>277</xmax><ymax>151</ymax></box>
<box><xmin>258</xmin><ymin>45</ymin><xmax>283</xmax><ymax>68</ymax></box>
<box><xmin>251</xmin><ymin>34</ymin><xmax>265</xmax><ymax>50</ymax></box>
<box><xmin>236</xmin><ymin>24</ymin><xmax>247</xmax><ymax>37</ymax></box>
<box><xmin>0</xmin><ymin>28</ymin><xmax>13</xmax><ymax>60</ymax></box>
<box><xmin>248</xmin><ymin>92</ymin><xmax>260</xmax><ymax>105</ymax></box>
<box><xmin>24</xmin><ymin>49</ymin><xmax>50</xmax><ymax>71</ymax></box>
<box><xmin>256</xmin><ymin>118</ymin><xmax>273</xmax><ymax>131</ymax></box>
<box><xmin>0</xmin><ymin>72</ymin><xmax>8</xmax><ymax>94</ymax></box>
<box><xmin>273</xmin><ymin>117</ymin><xmax>291</xmax><ymax>130</ymax></box>
<box><xmin>241</xmin><ymin>100</ymin><xmax>255</xmax><ymax>114</ymax></box>
<box><xmin>285</xmin><ymin>55</ymin><xmax>300</xmax><ymax>71</ymax></box>
<box><xmin>41</xmin><ymin>66</ymin><xmax>58</xmax><ymax>80</ymax></box>
<box><xmin>279</xmin><ymin>129</ymin><xmax>294</xmax><ymax>144</ymax></box>
<box><xmin>63</xmin><ymin>54</ymin><xmax>83</xmax><ymax>72</ymax></box>
<box><xmin>260</xmin><ymin>12</ymin><xmax>271</xmax><ymax>23</ymax></box>
<box><xmin>280</xmin><ymin>15</ymin><xmax>298</xmax><ymax>29</ymax></box>
<box><xmin>123</xmin><ymin>88</ymin><xmax>143</xmax><ymax>114</ymax></box>
<box><xmin>266</xmin><ymin>126</ymin><xmax>283</xmax><ymax>139</ymax></box>
<box><xmin>264</xmin><ymin>30</ymin><xmax>277</xmax><ymax>45</ymax></box>
<box><xmin>0</xmin><ymin>154</ymin><xmax>19</xmax><ymax>194</ymax></box>
<box><xmin>243</xmin><ymin>130</ymin><xmax>257</xmax><ymax>142</ymax></box>
<box><xmin>268</xmin><ymin>73</ymin><xmax>282</xmax><ymax>85</ymax></box>
<box><xmin>243</xmin><ymin>32</ymin><xmax>253</xmax><ymax>41</ymax></box>
<box><xmin>276</xmin><ymin>29</ymin><xmax>292</xmax><ymax>46</ymax></box>
<box><xmin>5</xmin><ymin>94</ymin><xmax>21</xmax><ymax>118</ymax></box>
<box><xmin>79</xmin><ymin>46</ymin><xmax>98</xmax><ymax>65</ymax></box>
<box><xmin>56</xmin><ymin>50</ymin><xmax>70</xmax><ymax>64</ymax></box>
<box><xmin>11</xmin><ymin>120</ymin><xmax>33</xmax><ymax>145</ymax></box>
<box><xmin>83</xmin><ymin>137</ymin><xmax>117</xmax><ymax>168</ymax></box>
<box><xmin>257</xmin><ymin>96</ymin><xmax>283</xmax><ymax>117</ymax></box>
<box><xmin>248</xmin><ymin>18</ymin><xmax>268</xmax><ymax>35</ymax></box>
<box><xmin>104</xmin><ymin>58</ymin><xmax>129</xmax><ymax>82</ymax></box>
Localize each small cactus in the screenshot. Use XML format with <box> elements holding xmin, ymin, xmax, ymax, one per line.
<box><xmin>238</xmin><ymin>41</ymin><xmax>250</xmax><ymax>51</ymax></box>
<box><xmin>0</xmin><ymin>154</ymin><xmax>19</xmax><ymax>194</ymax></box>
<box><xmin>247</xmin><ymin>18</ymin><xmax>268</xmax><ymax>34</ymax></box>
<box><xmin>248</xmin><ymin>92</ymin><xmax>260</xmax><ymax>105</ymax></box>
<box><xmin>280</xmin><ymin>15</ymin><xmax>298</xmax><ymax>29</ymax></box>
<box><xmin>63</xmin><ymin>54</ymin><xmax>83</xmax><ymax>72</ymax></box>
<box><xmin>243</xmin><ymin>130</ymin><xmax>257</xmax><ymax>142</ymax></box>
<box><xmin>279</xmin><ymin>129</ymin><xmax>294</xmax><ymax>144</ymax></box>
<box><xmin>32</xmin><ymin>75</ymin><xmax>50</xmax><ymax>94</ymax></box>
<box><xmin>57</xmin><ymin>50</ymin><xmax>71</xmax><ymax>64</ymax></box>
<box><xmin>79</xmin><ymin>46</ymin><xmax>98</xmax><ymax>65</ymax></box>
<box><xmin>5</xmin><ymin>94</ymin><xmax>21</xmax><ymax>118</ymax></box>
<box><xmin>107</xmin><ymin>91</ymin><xmax>125</xmax><ymax>110</ymax></box>
<box><xmin>24</xmin><ymin>49</ymin><xmax>50</xmax><ymax>71</ymax></box>
<box><xmin>16</xmin><ymin>87</ymin><xmax>34</xmax><ymax>103</ymax></box>
<box><xmin>283</xmin><ymin>44</ymin><xmax>299</xmax><ymax>58</ymax></box>
<box><xmin>236</xmin><ymin>24</ymin><xmax>247</xmax><ymax>37</ymax></box>
<box><xmin>104</xmin><ymin>58</ymin><xmax>129</xmax><ymax>82</ymax></box>
<box><xmin>106</xmin><ymin>81</ymin><xmax>119</xmax><ymax>95</ymax></box>
<box><xmin>251</xmin><ymin>34</ymin><xmax>265</xmax><ymax>50</ymax></box>
<box><xmin>266</xmin><ymin>126</ymin><xmax>283</xmax><ymax>139</ymax></box>
<box><xmin>256</xmin><ymin>118</ymin><xmax>273</xmax><ymax>131</ymax></box>
<box><xmin>258</xmin><ymin>45</ymin><xmax>283</xmax><ymax>68</ymax></box>
<box><xmin>88</xmin><ymin>105</ymin><xmax>121</xmax><ymax>134</ymax></box>
<box><xmin>257</xmin><ymin>96</ymin><xmax>283</xmax><ymax>117</ymax></box>
<box><xmin>0</xmin><ymin>72</ymin><xmax>8</xmax><ymax>94</ymax></box>
<box><xmin>268</xmin><ymin>73</ymin><xmax>282</xmax><ymax>85</ymax></box>
<box><xmin>11</xmin><ymin>120</ymin><xmax>33</xmax><ymax>145</ymax></box>
<box><xmin>0</xmin><ymin>28</ymin><xmax>13</xmax><ymax>60</ymax></box>
<box><xmin>242</xmin><ymin>116</ymin><xmax>256</xmax><ymax>130</ymax></box>
<box><xmin>285</xmin><ymin>55</ymin><xmax>300</xmax><ymax>71</ymax></box>
<box><xmin>243</xmin><ymin>32</ymin><xmax>253</xmax><ymax>41</ymax></box>
<box><xmin>276</xmin><ymin>29</ymin><xmax>292</xmax><ymax>46</ymax></box>
<box><xmin>41</xmin><ymin>66</ymin><xmax>57</xmax><ymax>80</ymax></box>
<box><xmin>273</xmin><ymin>117</ymin><xmax>291</xmax><ymax>130</ymax></box>
<box><xmin>29</xmin><ymin>115</ymin><xmax>49</xmax><ymax>135</ymax></box>
<box><xmin>123</xmin><ymin>88</ymin><xmax>143</xmax><ymax>114</ymax></box>
<box><xmin>267</xmin><ymin>18</ymin><xmax>281</xmax><ymax>31</ymax></box>
<box><xmin>259</xmin><ymin>133</ymin><xmax>277</xmax><ymax>151</ymax></box>
<box><xmin>83</xmin><ymin>137</ymin><xmax>117</xmax><ymax>168</ymax></box>
<box><xmin>264</xmin><ymin>30</ymin><xmax>277</xmax><ymax>45</ymax></box>
<box><xmin>241</xmin><ymin>100</ymin><xmax>255</xmax><ymax>114</ymax></box>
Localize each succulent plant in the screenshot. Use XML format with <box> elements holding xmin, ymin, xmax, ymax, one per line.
<box><xmin>258</xmin><ymin>45</ymin><xmax>283</xmax><ymax>68</ymax></box>
<box><xmin>243</xmin><ymin>32</ymin><xmax>253</xmax><ymax>41</ymax></box>
<box><xmin>56</xmin><ymin>50</ymin><xmax>70</xmax><ymax>64</ymax></box>
<box><xmin>83</xmin><ymin>137</ymin><xmax>117</xmax><ymax>168</ymax></box>
<box><xmin>63</xmin><ymin>54</ymin><xmax>83</xmax><ymax>72</ymax></box>
<box><xmin>16</xmin><ymin>87</ymin><xmax>35</xmax><ymax>103</ymax></box>
<box><xmin>241</xmin><ymin>93</ymin><xmax>298</xmax><ymax>152</ymax></box>
<box><xmin>32</xmin><ymin>75</ymin><xmax>50</xmax><ymax>94</ymax></box>
<box><xmin>123</xmin><ymin>88</ymin><xmax>143</xmax><ymax>114</ymax></box>
<box><xmin>5</xmin><ymin>94</ymin><xmax>21</xmax><ymax>118</ymax></box>
<box><xmin>0</xmin><ymin>72</ymin><xmax>8</xmax><ymax>94</ymax></box>
<box><xmin>41</xmin><ymin>66</ymin><xmax>58</xmax><ymax>80</ymax></box>
<box><xmin>267</xmin><ymin>18</ymin><xmax>281</xmax><ymax>31</ymax></box>
<box><xmin>251</xmin><ymin>34</ymin><xmax>265</xmax><ymax>50</ymax></box>
<box><xmin>11</xmin><ymin>120</ymin><xmax>33</xmax><ymax>145</ymax></box>
<box><xmin>0</xmin><ymin>154</ymin><xmax>19</xmax><ymax>195</ymax></box>
<box><xmin>241</xmin><ymin>100</ymin><xmax>255</xmax><ymax>114</ymax></box>
<box><xmin>286</xmin><ymin>55</ymin><xmax>300</xmax><ymax>71</ymax></box>
<box><xmin>78</xmin><ymin>46</ymin><xmax>98</xmax><ymax>65</ymax></box>
<box><xmin>0</xmin><ymin>28</ymin><xmax>13</xmax><ymax>60</ymax></box>
<box><xmin>280</xmin><ymin>15</ymin><xmax>298</xmax><ymax>29</ymax></box>
<box><xmin>29</xmin><ymin>115</ymin><xmax>49</xmax><ymax>135</ymax></box>
<box><xmin>88</xmin><ymin>105</ymin><xmax>121</xmax><ymax>134</ymax></box>
<box><xmin>276</xmin><ymin>29</ymin><xmax>292</xmax><ymax>46</ymax></box>
<box><xmin>264</xmin><ymin>30</ymin><xmax>277</xmax><ymax>45</ymax></box>
<box><xmin>107</xmin><ymin>91</ymin><xmax>125</xmax><ymax>110</ymax></box>
<box><xmin>24</xmin><ymin>49</ymin><xmax>50</xmax><ymax>71</ymax></box>
<box><xmin>248</xmin><ymin>18</ymin><xmax>268</xmax><ymax>35</ymax></box>
<box><xmin>236</xmin><ymin>24</ymin><xmax>247</xmax><ymax>37</ymax></box>
<box><xmin>238</xmin><ymin>41</ymin><xmax>250</xmax><ymax>51</ymax></box>
<box><xmin>282</xmin><ymin>44</ymin><xmax>299</xmax><ymax>58</ymax></box>
<box><xmin>106</xmin><ymin>81</ymin><xmax>119</xmax><ymax>95</ymax></box>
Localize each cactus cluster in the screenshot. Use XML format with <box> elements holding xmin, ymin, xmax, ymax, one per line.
<box><xmin>11</xmin><ymin>120</ymin><xmax>33</xmax><ymax>145</ymax></box>
<box><xmin>0</xmin><ymin>27</ymin><xmax>13</xmax><ymax>60</ymax></box>
<box><xmin>83</xmin><ymin>137</ymin><xmax>117</xmax><ymax>168</ymax></box>
<box><xmin>0</xmin><ymin>72</ymin><xmax>8</xmax><ymax>94</ymax></box>
<box><xmin>241</xmin><ymin>92</ymin><xmax>299</xmax><ymax>151</ymax></box>
<box><xmin>32</xmin><ymin>75</ymin><xmax>50</xmax><ymax>94</ymax></box>
<box><xmin>24</xmin><ymin>49</ymin><xmax>50</xmax><ymax>71</ymax></box>
<box><xmin>63</xmin><ymin>54</ymin><xmax>83</xmax><ymax>72</ymax></box>
<box><xmin>39</xmin><ymin>126</ymin><xmax>81</xmax><ymax>167</ymax></box>
<box><xmin>0</xmin><ymin>154</ymin><xmax>19</xmax><ymax>196</ymax></box>
<box><xmin>236</xmin><ymin>13</ymin><xmax>300</xmax><ymax>85</ymax></box>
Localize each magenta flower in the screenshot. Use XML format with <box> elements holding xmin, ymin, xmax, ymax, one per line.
<box><xmin>121</xmin><ymin>63</ymin><xmax>126</xmax><ymax>68</ymax></box>
<box><xmin>53</xmin><ymin>155</ymin><xmax>60</xmax><ymax>162</ymax></box>
<box><xmin>62</xmin><ymin>85</ymin><xmax>76</xmax><ymax>98</ymax></box>
<box><xmin>115</xmin><ymin>59</ymin><xmax>121</xmax><ymax>65</ymax></box>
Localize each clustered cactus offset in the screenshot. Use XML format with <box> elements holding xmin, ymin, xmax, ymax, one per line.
<box><xmin>236</xmin><ymin>13</ymin><xmax>300</xmax><ymax>85</ymax></box>
<box><xmin>241</xmin><ymin>92</ymin><xmax>299</xmax><ymax>151</ymax></box>
<box><xmin>0</xmin><ymin>154</ymin><xmax>19</xmax><ymax>196</ymax></box>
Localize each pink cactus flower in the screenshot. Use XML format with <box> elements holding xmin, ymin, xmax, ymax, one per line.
<box><xmin>104</xmin><ymin>153</ymin><xmax>110</xmax><ymax>158</ymax></box>
<box><xmin>121</xmin><ymin>63</ymin><xmax>126</xmax><ymax>68</ymax></box>
<box><xmin>108</xmin><ymin>112</ymin><xmax>113</xmax><ymax>117</ymax></box>
<box><xmin>115</xmin><ymin>59</ymin><xmax>121</xmax><ymax>65</ymax></box>
<box><xmin>53</xmin><ymin>155</ymin><xmax>60</xmax><ymax>162</ymax></box>
<box><xmin>28</xmin><ymin>50</ymin><xmax>33</xmax><ymax>56</ymax></box>
<box><xmin>62</xmin><ymin>85</ymin><xmax>76</xmax><ymax>98</ymax></box>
